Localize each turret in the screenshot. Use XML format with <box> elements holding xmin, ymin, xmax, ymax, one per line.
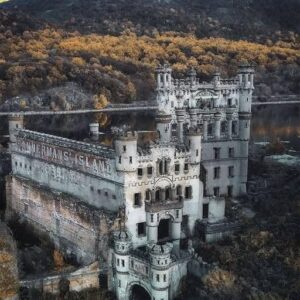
<box><xmin>175</xmin><ymin>108</ymin><xmax>186</xmax><ymax>143</ymax></box>
<box><xmin>238</xmin><ymin>64</ymin><xmax>255</xmax><ymax>90</ymax></box>
<box><xmin>156</xmin><ymin>112</ymin><xmax>172</xmax><ymax>144</ymax></box>
<box><xmin>149</xmin><ymin>243</ymin><xmax>172</xmax><ymax>298</ymax></box>
<box><xmin>9</xmin><ymin>115</ymin><xmax>24</xmax><ymax>143</ymax></box>
<box><xmin>186</xmin><ymin>127</ymin><xmax>202</xmax><ymax>164</ymax></box>
<box><xmin>237</xmin><ymin>64</ymin><xmax>254</xmax><ymax>195</ymax></box>
<box><xmin>156</xmin><ymin>64</ymin><xmax>172</xmax><ymax>90</ymax></box>
<box><xmin>212</xmin><ymin>71</ymin><xmax>221</xmax><ymax>86</ymax></box>
<box><xmin>114</xmin><ymin>130</ymin><xmax>138</xmax><ymax>172</ymax></box>
<box><xmin>113</xmin><ymin>230</ymin><xmax>132</xmax><ymax>299</ymax></box>
<box><xmin>214</xmin><ymin>111</ymin><xmax>222</xmax><ymax>139</ymax></box>
<box><xmin>238</xmin><ymin>64</ymin><xmax>255</xmax><ymax>114</ymax></box>
<box><xmin>188</xmin><ymin>108</ymin><xmax>199</xmax><ymax>127</ymax></box>
<box><xmin>187</xmin><ymin>67</ymin><xmax>197</xmax><ymax>86</ymax></box>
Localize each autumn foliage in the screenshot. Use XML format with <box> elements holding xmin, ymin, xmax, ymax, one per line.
<box><xmin>0</xmin><ymin>24</ymin><xmax>299</xmax><ymax>107</ymax></box>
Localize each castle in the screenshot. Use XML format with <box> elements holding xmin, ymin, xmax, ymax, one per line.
<box><xmin>5</xmin><ymin>64</ymin><xmax>254</xmax><ymax>300</ymax></box>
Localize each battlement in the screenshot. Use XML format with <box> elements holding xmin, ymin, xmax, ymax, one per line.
<box><xmin>112</xmin><ymin>126</ymin><xmax>138</xmax><ymax>141</ymax></box>
<box><xmin>149</xmin><ymin>243</ymin><xmax>173</xmax><ymax>256</ymax></box>
<box><xmin>186</xmin><ymin>127</ymin><xmax>202</xmax><ymax>136</ymax></box>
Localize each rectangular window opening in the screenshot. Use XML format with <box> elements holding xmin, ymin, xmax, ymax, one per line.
<box><xmin>214</xmin><ymin>167</ymin><xmax>220</xmax><ymax>179</ymax></box>
<box><xmin>147</xmin><ymin>166</ymin><xmax>153</xmax><ymax>176</ymax></box>
<box><xmin>214</xmin><ymin>148</ymin><xmax>221</xmax><ymax>160</ymax></box>
<box><xmin>137</xmin><ymin>222</ymin><xmax>146</xmax><ymax>236</ymax></box>
<box><xmin>214</xmin><ymin>187</ymin><xmax>220</xmax><ymax>197</ymax></box>
<box><xmin>134</xmin><ymin>193</ymin><xmax>142</xmax><ymax>207</ymax></box>
<box><xmin>137</xmin><ymin>168</ymin><xmax>143</xmax><ymax>177</ymax></box>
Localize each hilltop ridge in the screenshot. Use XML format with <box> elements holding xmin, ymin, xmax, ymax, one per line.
<box><xmin>2</xmin><ymin>0</ymin><xmax>300</xmax><ymax>43</ymax></box>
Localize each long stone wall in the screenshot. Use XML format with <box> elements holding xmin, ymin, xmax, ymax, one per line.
<box><xmin>20</xmin><ymin>262</ymin><xmax>100</xmax><ymax>295</ymax></box>
<box><xmin>6</xmin><ymin>175</ymin><xmax>119</xmax><ymax>265</ymax></box>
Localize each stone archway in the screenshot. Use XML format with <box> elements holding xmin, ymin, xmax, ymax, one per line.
<box><xmin>127</xmin><ymin>283</ymin><xmax>151</xmax><ymax>300</ymax></box>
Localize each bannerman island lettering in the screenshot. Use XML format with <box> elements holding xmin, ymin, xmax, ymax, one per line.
<box><xmin>16</xmin><ymin>138</ymin><xmax>112</xmax><ymax>175</ymax></box>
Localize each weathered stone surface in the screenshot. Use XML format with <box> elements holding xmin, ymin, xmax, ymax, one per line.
<box><xmin>6</xmin><ymin>175</ymin><xmax>119</xmax><ymax>265</ymax></box>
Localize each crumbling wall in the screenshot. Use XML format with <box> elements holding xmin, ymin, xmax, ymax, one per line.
<box><xmin>187</xmin><ymin>254</ymin><xmax>217</xmax><ymax>279</ymax></box>
<box><xmin>20</xmin><ymin>262</ymin><xmax>100</xmax><ymax>295</ymax></box>
<box><xmin>6</xmin><ymin>175</ymin><xmax>119</xmax><ymax>265</ymax></box>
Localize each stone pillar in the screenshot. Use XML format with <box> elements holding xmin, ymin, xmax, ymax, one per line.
<box><xmin>214</xmin><ymin>112</ymin><xmax>222</xmax><ymax>139</ymax></box>
<box><xmin>189</xmin><ymin>108</ymin><xmax>198</xmax><ymax>127</ymax></box>
<box><xmin>250</xmin><ymin>74</ymin><xmax>254</xmax><ymax>88</ymax></box>
<box><xmin>226</xmin><ymin>111</ymin><xmax>233</xmax><ymax>140</ymax></box>
<box><xmin>171</xmin><ymin>221</ymin><xmax>181</xmax><ymax>249</ymax></box>
<box><xmin>160</xmin><ymin>189</ymin><xmax>166</xmax><ymax>202</ymax></box>
<box><xmin>9</xmin><ymin>115</ymin><xmax>24</xmax><ymax>143</ymax></box>
<box><xmin>156</xmin><ymin>113</ymin><xmax>172</xmax><ymax>144</ymax></box>
<box><xmin>202</xmin><ymin>114</ymin><xmax>210</xmax><ymax>141</ymax></box>
<box><xmin>151</xmin><ymin>190</ymin><xmax>156</xmax><ymax>202</ymax></box>
<box><xmin>175</xmin><ymin>109</ymin><xmax>185</xmax><ymax>143</ymax></box>
<box><xmin>239</xmin><ymin>73</ymin><xmax>243</xmax><ymax>84</ymax></box>
<box><xmin>89</xmin><ymin>123</ymin><xmax>99</xmax><ymax>141</ymax></box>
<box><xmin>163</xmin><ymin>73</ymin><xmax>167</xmax><ymax>87</ymax></box>
<box><xmin>147</xmin><ymin>226</ymin><xmax>158</xmax><ymax>243</ymax></box>
<box><xmin>171</xmin><ymin>187</ymin><xmax>176</xmax><ymax>201</ymax></box>
<box><xmin>157</xmin><ymin>73</ymin><xmax>161</xmax><ymax>88</ymax></box>
<box><xmin>245</xmin><ymin>73</ymin><xmax>249</xmax><ymax>86</ymax></box>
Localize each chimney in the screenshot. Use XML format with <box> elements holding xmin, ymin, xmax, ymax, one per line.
<box><xmin>89</xmin><ymin>123</ymin><xmax>99</xmax><ymax>141</ymax></box>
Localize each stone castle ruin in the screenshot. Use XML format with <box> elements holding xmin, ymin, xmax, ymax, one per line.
<box><xmin>5</xmin><ymin>64</ymin><xmax>254</xmax><ymax>299</ymax></box>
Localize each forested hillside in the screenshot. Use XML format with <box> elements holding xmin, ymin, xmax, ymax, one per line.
<box><xmin>2</xmin><ymin>0</ymin><xmax>300</xmax><ymax>42</ymax></box>
<box><xmin>0</xmin><ymin>0</ymin><xmax>299</xmax><ymax>111</ymax></box>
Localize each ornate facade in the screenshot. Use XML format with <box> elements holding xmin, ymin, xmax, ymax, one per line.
<box><xmin>6</xmin><ymin>64</ymin><xmax>254</xmax><ymax>300</ymax></box>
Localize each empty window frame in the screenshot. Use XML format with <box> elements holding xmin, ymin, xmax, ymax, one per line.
<box><xmin>213</xmin><ymin>187</ymin><xmax>220</xmax><ymax>197</ymax></box>
<box><xmin>134</xmin><ymin>193</ymin><xmax>142</xmax><ymax>207</ymax></box>
<box><xmin>137</xmin><ymin>168</ymin><xmax>143</xmax><ymax>177</ymax></box>
<box><xmin>147</xmin><ymin>166</ymin><xmax>153</xmax><ymax>176</ymax></box>
<box><xmin>137</xmin><ymin>222</ymin><xmax>146</xmax><ymax>236</ymax></box>
<box><xmin>185</xmin><ymin>186</ymin><xmax>192</xmax><ymax>199</ymax></box>
<box><xmin>214</xmin><ymin>167</ymin><xmax>220</xmax><ymax>179</ymax></box>
<box><xmin>228</xmin><ymin>166</ymin><xmax>234</xmax><ymax>178</ymax></box>
<box><xmin>228</xmin><ymin>147</ymin><xmax>235</xmax><ymax>158</ymax></box>
<box><xmin>214</xmin><ymin>148</ymin><xmax>221</xmax><ymax>159</ymax></box>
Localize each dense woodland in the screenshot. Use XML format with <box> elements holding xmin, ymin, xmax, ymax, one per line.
<box><xmin>0</xmin><ymin>0</ymin><xmax>299</xmax><ymax>111</ymax></box>
<box><xmin>0</xmin><ymin>10</ymin><xmax>299</xmax><ymax>111</ymax></box>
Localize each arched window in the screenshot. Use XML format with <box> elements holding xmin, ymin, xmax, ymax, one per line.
<box><xmin>221</xmin><ymin>121</ymin><xmax>227</xmax><ymax>134</ymax></box>
<box><xmin>147</xmin><ymin>165</ymin><xmax>153</xmax><ymax>176</ymax></box>
<box><xmin>165</xmin><ymin>187</ymin><xmax>171</xmax><ymax>200</ymax></box>
<box><xmin>185</xmin><ymin>186</ymin><xmax>193</xmax><ymax>199</ymax></box>
<box><xmin>176</xmin><ymin>185</ymin><xmax>182</xmax><ymax>196</ymax></box>
<box><xmin>164</xmin><ymin>160</ymin><xmax>168</xmax><ymax>174</ymax></box>
<box><xmin>145</xmin><ymin>190</ymin><xmax>151</xmax><ymax>201</ymax></box>
<box><xmin>207</xmin><ymin>123</ymin><xmax>213</xmax><ymax>136</ymax></box>
<box><xmin>155</xmin><ymin>189</ymin><xmax>160</xmax><ymax>201</ymax></box>
<box><xmin>159</xmin><ymin>160</ymin><xmax>164</xmax><ymax>175</ymax></box>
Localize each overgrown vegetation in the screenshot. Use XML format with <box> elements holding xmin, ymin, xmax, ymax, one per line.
<box><xmin>0</xmin><ymin>12</ymin><xmax>299</xmax><ymax>110</ymax></box>
<box><xmin>0</xmin><ymin>223</ymin><xmax>19</xmax><ymax>300</ymax></box>
<box><xmin>180</xmin><ymin>160</ymin><xmax>300</xmax><ymax>299</ymax></box>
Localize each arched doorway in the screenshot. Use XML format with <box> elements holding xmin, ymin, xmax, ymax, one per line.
<box><xmin>130</xmin><ymin>284</ymin><xmax>151</xmax><ymax>300</ymax></box>
<box><xmin>158</xmin><ymin>218</ymin><xmax>171</xmax><ymax>242</ymax></box>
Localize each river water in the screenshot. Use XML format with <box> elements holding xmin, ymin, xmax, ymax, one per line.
<box><xmin>2</xmin><ymin>103</ymin><xmax>300</xmax><ymax>152</ymax></box>
<box><xmin>251</xmin><ymin>104</ymin><xmax>300</xmax><ymax>152</ymax></box>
